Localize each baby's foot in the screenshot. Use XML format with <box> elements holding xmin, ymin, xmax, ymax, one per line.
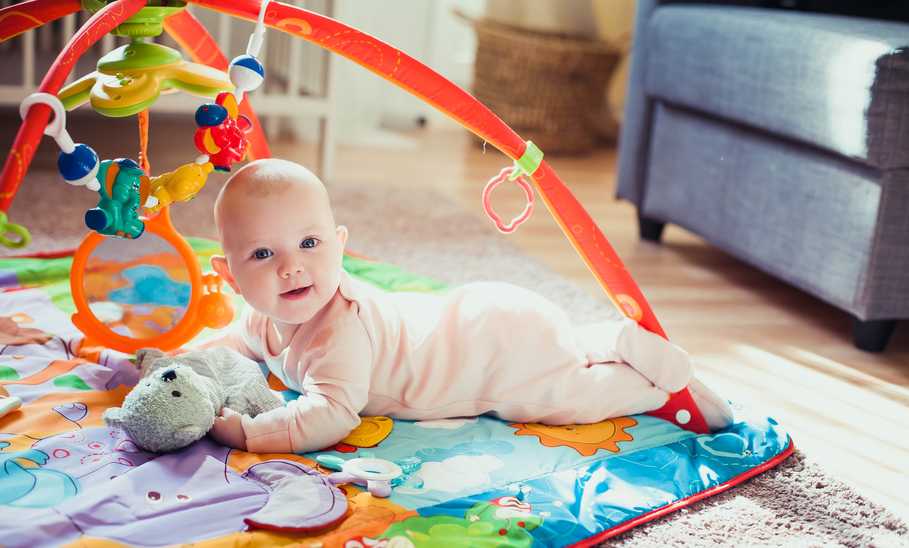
<box><xmin>614</xmin><ymin>318</ymin><xmax>692</xmax><ymax>392</ymax></box>
<box><xmin>688</xmin><ymin>377</ymin><xmax>734</xmax><ymax>431</ymax></box>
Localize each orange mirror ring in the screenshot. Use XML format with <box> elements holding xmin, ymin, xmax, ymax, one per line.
<box><xmin>70</xmin><ymin>207</ymin><xmax>232</xmax><ymax>353</ymax></box>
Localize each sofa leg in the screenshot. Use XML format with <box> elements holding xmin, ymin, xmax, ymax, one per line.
<box><xmin>638</xmin><ymin>213</ymin><xmax>666</xmax><ymax>243</ymax></box>
<box><xmin>852</xmin><ymin>318</ymin><xmax>897</xmax><ymax>352</ymax></box>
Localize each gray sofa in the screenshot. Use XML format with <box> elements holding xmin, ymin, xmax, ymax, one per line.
<box><xmin>617</xmin><ymin>0</ymin><xmax>909</xmax><ymax>351</ymax></box>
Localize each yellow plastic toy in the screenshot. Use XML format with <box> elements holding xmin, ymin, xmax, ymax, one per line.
<box><xmin>146</xmin><ymin>159</ymin><xmax>214</xmax><ymax>214</ymax></box>
<box><xmin>340</xmin><ymin>416</ymin><xmax>395</xmax><ymax>448</ymax></box>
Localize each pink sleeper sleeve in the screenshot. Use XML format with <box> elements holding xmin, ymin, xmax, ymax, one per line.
<box><xmin>234</xmin><ymin>306</ymin><xmax>265</xmax><ymax>361</ymax></box>
<box><xmin>241</xmin><ymin>381</ymin><xmax>367</xmax><ymax>453</ymax></box>
<box><xmin>239</xmin><ymin>307</ymin><xmax>374</xmax><ymax>453</ymax></box>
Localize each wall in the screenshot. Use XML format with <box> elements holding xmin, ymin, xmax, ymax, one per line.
<box><xmin>301</xmin><ymin>0</ymin><xmax>635</xmax><ymax>146</ymax></box>
<box><xmin>318</xmin><ymin>0</ymin><xmax>485</xmax><ymax>146</ymax></box>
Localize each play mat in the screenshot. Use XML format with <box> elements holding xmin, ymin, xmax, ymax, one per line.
<box><xmin>0</xmin><ymin>239</ymin><xmax>794</xmax><ymax>547</ymax></box>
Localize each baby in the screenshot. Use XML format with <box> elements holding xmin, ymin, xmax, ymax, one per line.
<box><xmin>204</xmin><ymin>159</ymin><xmax>732</xmax><ymax>453</ymax></box>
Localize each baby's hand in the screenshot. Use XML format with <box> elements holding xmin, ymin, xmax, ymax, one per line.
<box><xmin>210</xmin><ymin>407</ymin><xmax>248</xmax><ymax>450</ymax></box>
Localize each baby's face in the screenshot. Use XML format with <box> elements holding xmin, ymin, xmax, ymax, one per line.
<box><xmin>216</xmin><ymin>180</ymin><xmax>347</xmax><ymax>325</ymax></box>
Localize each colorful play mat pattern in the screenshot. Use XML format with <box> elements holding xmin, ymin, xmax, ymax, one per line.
<box><xmin>0</xmin><ymin>239</ymin><xmax>791</xmax><ymax>547</ymax></box>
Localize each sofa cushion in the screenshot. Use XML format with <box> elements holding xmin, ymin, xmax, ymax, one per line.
<box><xmin>642</xmin><ymin>103</ymin><xmax>883</xmax><ymax>316</ymax></box>
<box><xmin>644</xmin><ymin>5</ymin><xmax>909</xmax><ymax>170</ymax></box>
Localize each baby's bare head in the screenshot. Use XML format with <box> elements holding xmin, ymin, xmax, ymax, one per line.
<box><xmin>214</xmin><ymin>159</ymin><xmax>334</xmax><ymax>243</ymax></box>
<box><xmin>211</xmin><ymin>159</ymin><xmax>349</xmax><ymax>325</ymax></box>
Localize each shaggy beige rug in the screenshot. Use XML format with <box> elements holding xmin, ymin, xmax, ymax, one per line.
<box><xmin>3</xmin><ymin>170</ymin><xmax>907</xmax><ymax>547</ymax></box>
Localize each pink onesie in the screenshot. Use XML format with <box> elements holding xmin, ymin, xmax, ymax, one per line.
<box><xmin>233</xmin><ymin>271</ymin><xmax>691</xmax><ymax>453</ymax></box>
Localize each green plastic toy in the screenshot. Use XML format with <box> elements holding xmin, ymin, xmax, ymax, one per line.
<box><xmin>0</xmin><ymin>212</ymin><xmax>30</xmax><ymax>249</ymax></box>
<box><xmin>84</xmin><ymin>158</ymin><xmax>148</xmax><ymax>239</ymax></box>
<box><xmin>82</xmin><ymin>0</ymin><xmax>187</xmax><ymax>38</ymax></box>
<box><xmin>58</xmin><ymin>40</ymin><xmax>233</xmax><ymax>118</ymax></box>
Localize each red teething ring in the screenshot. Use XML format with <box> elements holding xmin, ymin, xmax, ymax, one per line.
<box><xmin>482</xmin><ymin>167</ymin><xmax>535</xmax><ymax>234</ymax></box>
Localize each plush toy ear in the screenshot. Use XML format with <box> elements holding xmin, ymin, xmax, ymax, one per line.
<box><xmin>135</xmin><ymin>348</ymin><xmax>167</xmax><ymax>376</ymax></box>
<box><xmin>103</xmin><ymin>407</ymin><xmax>126</xmax><ymax>429</ymax></box>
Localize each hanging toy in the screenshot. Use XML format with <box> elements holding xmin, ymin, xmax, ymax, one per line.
<box><xmin>190</xmin><ymin>3</ymin><xmax>267</xmax><ymax>173</ymax></box>
<box><xmin>482</xmin><ymin>141</ymin><xmax>543</xmax><ymax>234</ymax></box>
<box><xmin>19</xmin><ymin>93</ymin><xmax>100</xmax><ymax>191</ymax></box>
<box><xmin>19</xmin><ymin>93</ymin><xmax>149</xmax><ymax>240</ymax></box>
<box><xmin>228</xmin><ymin>0</ymin><xmax>269</xmax><ymax>100</ymax></box>
<box><xmin>84</xmin><ymin>158</ymin><xmax>150</xmax><ymax>239</ymax></box>
<box><xmin>229</xmin><ymin>54</ymin><xmax>265</xmax><ymax>99</ymax></box>
<box><xmin>145</xmin><ymin>158</ymin><xmax>214</xmax><ymax>214</ymax></box>
<box><xmin>59</xmin><ymin>144</ymin><xmax>100</xmax><ymax>189</ymax></box>
<box><xmin>194</xmin><ymin>92</ymin><xmax>253</xmax><ymax>172</ymax></box>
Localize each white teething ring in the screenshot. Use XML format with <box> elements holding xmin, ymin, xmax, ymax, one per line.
<box><xmin>20</xmin><ymin>92</ymin><xmax>75</xmax><ymax>153</ymax></box>
<box><xmin>342</xmin><ymin>457</ymin><xmax>402</xmax><ymax>482</ymax></box>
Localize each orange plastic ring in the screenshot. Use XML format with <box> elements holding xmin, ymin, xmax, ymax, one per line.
<box><xmin>70</xmin><ymin>207</ymin><xmax>206</xmax><ymax>353</ymax></box>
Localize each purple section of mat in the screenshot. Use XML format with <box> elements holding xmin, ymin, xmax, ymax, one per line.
<box><xmin>1</xmin><ymin>437</ymin><xmax>270</xmax><ymax>548</ymax></box>
<box><xmin>0</xmin><ymin>270</ymin><xmax>19</xmax><ymax>286</ymax></box>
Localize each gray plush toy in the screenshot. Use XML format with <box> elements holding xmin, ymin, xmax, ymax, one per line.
<box><xmin>104</xmin><ymin>347</ymin><xmax>285</xmax><ymax>452</ymax></box>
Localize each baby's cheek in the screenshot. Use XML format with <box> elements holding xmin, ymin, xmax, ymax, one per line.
<box><xmin>235</xmin><ymin>280</ymin><xmax>268</xmax><ymax>305</ymax></box>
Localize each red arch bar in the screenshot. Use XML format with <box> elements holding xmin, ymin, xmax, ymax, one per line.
<box><xmin>0</xmin><ymin>0</ymin><xmax>81</xmax><ymax>43</ymax></box>
<box><xmin>188</xmin><ymin>0</ymin><xmax>709</xmax><ymax>433</ymax></box>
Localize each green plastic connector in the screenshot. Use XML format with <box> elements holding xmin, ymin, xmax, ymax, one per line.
<box><xmin>508</xmin><ymin>140</ymin><xmax>544</xmax><ymax>181</ymax></box>
<box><xmin>97</xmin><ymin>41</ymin><xmax>183</xmax><ymax>72</ymax></box>
<box><xmin>0</xmin><ymin>212</ymin><xmax>31</xmax><ymax>249</ymax></box>
<box><xmin>82</xmin><ymin>1</ymin><xmax>187</xmax><ymax>38</ymax></box>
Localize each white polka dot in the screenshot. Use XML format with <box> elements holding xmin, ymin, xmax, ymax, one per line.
<box><xmin>676</xmin><ymin>409</ymin><xmax>691</xmax><ymax>424</ymax></box>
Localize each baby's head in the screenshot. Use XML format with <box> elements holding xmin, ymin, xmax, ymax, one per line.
<box><xmin>211</xmin><ymin>159</ymin><xmax>348</xmax><ymax>325</ymax></box>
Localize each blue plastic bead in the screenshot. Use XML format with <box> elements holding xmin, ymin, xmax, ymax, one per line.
<box><xmin>84</xmin><ymin>208</ymin><xmax>109</xmax><ymax>232</ymax></box>
<box><xmin>229</xmin><ymin>54</ymin><xmax>265</xmax><ymax>94</ymax></box>
<box><xmin>231</xmin><ymin>54</ymin><xmax>265</xmax><ymax>77</ymax></box>
<box><xmin>195</xmin><ymin>103</ymin><xmax>227</xmax><ymax>127</ymax></box>
<box><xmin>57</xmin><ymin>143</ymin><xmax>99</xmax><ymax>187</ymax></box>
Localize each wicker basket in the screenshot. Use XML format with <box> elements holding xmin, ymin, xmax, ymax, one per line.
<box><xmin>468</xmin><ymin>16</ymin><xmax>619</xmax><ymax>155</ymax></box>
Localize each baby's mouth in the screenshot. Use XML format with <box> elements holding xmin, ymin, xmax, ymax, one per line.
<box><xmin>280</xmin><ymin>286</ymin><xmax>312</xmax><ymax>300</ymax></box>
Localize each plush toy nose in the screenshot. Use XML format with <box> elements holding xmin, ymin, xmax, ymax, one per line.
<box><xmin>161</xmin><ymin>369</ymin><xmax>177</xmax><ymax>382</ymax></box>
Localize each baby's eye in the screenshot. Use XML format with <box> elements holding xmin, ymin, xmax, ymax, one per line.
<box><xmin>252</xmin><ymin>248</ymin><xmax>273</xmax><ymax>260</ymax></box>
<box><xmin>301</xmin><ymin>238</ymin><xmax>319</xmax><ymax>249</ymax></box>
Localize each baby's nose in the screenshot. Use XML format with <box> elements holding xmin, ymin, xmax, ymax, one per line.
<box><xmin>279</xmin><ymin>261</ymin><xmax>304</xmax><ymax>279</ymax></box>
<box><xmin>161</xmin><ymin>369</ymin><xmax>177</xmax><ymax>382</ymax></box>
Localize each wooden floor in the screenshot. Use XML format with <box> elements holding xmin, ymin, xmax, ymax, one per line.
<box><xmin>275</xmin><ymin>128</ymin><xmax>909</xmax><ymax>521</ymax></box>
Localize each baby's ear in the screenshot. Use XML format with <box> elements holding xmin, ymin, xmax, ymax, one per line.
<box><xmin>211</xmin><ymin>255</ymin><xmax>241</xmax><ymax>294</ymax></box>
<box><xmin>336</xmin><ymin>225</ymin><xmax>348</xmax><ymax>250</ymax></box>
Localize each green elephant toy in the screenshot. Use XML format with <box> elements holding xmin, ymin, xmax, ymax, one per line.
<box><xmin>84</xmin><ymin>158</ymin><xmax>148</xmax><ymax>239</ymax></box>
